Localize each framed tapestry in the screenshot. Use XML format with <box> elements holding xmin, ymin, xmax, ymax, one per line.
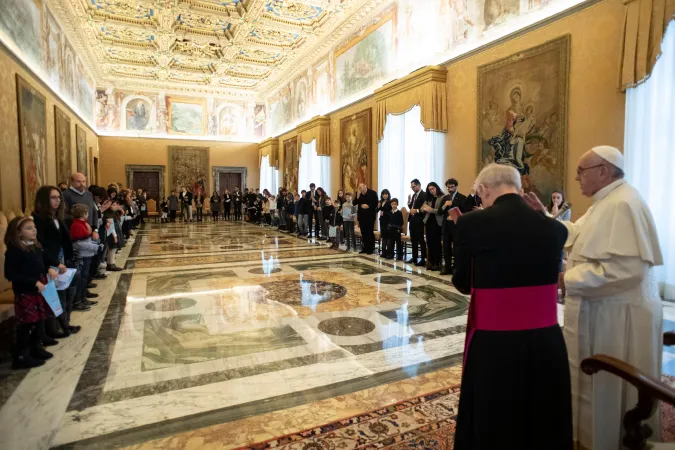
<box><xmin>75</xmin><ymin>124</ymin><xmax>88</xmax><ymax>177</ymax></box>
<box><xmin>54</xmin><ymin>106</ymin><xmax>71</xmax><ymax>185</ymax></box>
<box><xmin>168</xmin><ymin>146</ymin><xmax>209</xmax><ymax>194</ymax></box>
<box><xmin>340</xmin><ymin>108</ymin><xmax>372</xmax><ymax>195</ymax></box>
<box><xmin>283</xmin><ymin>137</ymin><xmax>298</xmax><ymax>194</ymax></box>
<box><xmin>477</xmin><ymin>35</ymin><xmax>570</xmax><ymax>203</ymax></box>
<box><xmin>16</xmin><ymin>75</ymin><xmax>47</xmax><ymax>209</ymax></box>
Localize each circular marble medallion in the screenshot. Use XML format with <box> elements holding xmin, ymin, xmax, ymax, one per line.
<box><xmin>317</xmin><ymin>317</ymin><xmax>376</xmax><ymax>336</ymax></box>
<box><xmin>259</xmin><ymin>280</ymin><xmax>347</xmax><ymax>306</ymax></box>
<box><xmin>375</xmin><ymin>275</ymin><xmax>412</xmax><ymax>284</ymax></box>
<box><xmin>145</xmin><ymin>298</ymin><xmax>197</xmax><ymax>311</ymax></box>
<box><xmin>249</xmin><ymin>267</ymin><xmax>282</xmax><ymax>274</ymax></box>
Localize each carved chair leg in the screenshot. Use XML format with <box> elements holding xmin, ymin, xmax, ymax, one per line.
<box><xmin>622</xmin><ymin>388</ymin><xmax>655</xmax><ymax>450</ymax></box>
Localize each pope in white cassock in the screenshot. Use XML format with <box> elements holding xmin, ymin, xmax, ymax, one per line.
<box><xmin>526</xmin><ymin>145</ymin><xmax>663</xmax><ymax>450</ymax></box>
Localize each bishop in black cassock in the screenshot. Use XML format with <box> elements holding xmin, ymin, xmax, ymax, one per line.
<box><xmin>452</xmin><ymin>164</ymin><xmax>572</xmax><ymax>450</ymax></box>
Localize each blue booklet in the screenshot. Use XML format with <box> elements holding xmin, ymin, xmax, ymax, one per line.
<box><xmin>53</xmin><ymin>268</ymin><xmax>77</xmax><ymax>291</ymax></box>
<box><xmin>42</xmin><ymin>280</ymin><xmax>63</xmax><ymax>317</ymax></box>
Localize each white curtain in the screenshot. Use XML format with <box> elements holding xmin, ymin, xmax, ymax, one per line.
<box><xmin>298</xmin><ymin>139</ymin><xmax>331</xmax><ymax>196</ymax></box>
<box><xmin>377</xmin><ymin>105</ymin><xmax>445</xmax><ymax>205</ymax></box>
<box><xmin>259</xmin><ymin>155</ymin><xmax>279</xmax><ymax>194</ymax></box>
<box><xmin>624</xmin><ymin>20</ymin><xmax>675</xmax><ymax>300</ymax></box>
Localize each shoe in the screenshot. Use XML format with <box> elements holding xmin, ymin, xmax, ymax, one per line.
<box><xmin>42</xmin><ymin>337</ymin><xmax>59</xmax><ymax>347</ymax></box>
<box><xmin>69</xmin><ymin>325</ymin><xmax>82</xmax><ymax>334</ymax></box>
<box><xmin>384</xmin><ymin>255</ymin><xmax>393</xmax><ymax>260</ymax></box>
<box><xmin>345</xmin><ymin>247</ymin><xmax>351</xmax><ymax>252</ymax></box>
<box><xmin>439</xmin><ymin>269</ymin><xmax>452</xmax><ymax>275</ymax></box>
<box><xmin>12</xmin><ymin>352</ymin><xmax>45</xmax><ymax>369</ymax></box>
<box><xmin>106</xmin><ymin>265</ymin><xmax>123</xmax><ymax>272</ymax></box>
<box><xmin>405</xmin><ymin>258</ymin><xmax>417</xmax><ymax>264</ymax></box>
<box><xmin>87</xmin><ymin>283</ymin><xmax>97</xmax><ymax>289</ymax></box>
<box><xmin>86</xmin><ymin>291</ymin><xmax>99</xmax><ymax>298</ymax></box>
<box><xmin>396</xmin><ymin>257</ymin><xmax>404</xmax><ymax>261</ymax></box>
<box><xmin>31</xmin><ymin>347</ymin><xmax>54</xmax><ymax>361</ymax></box>
<box><xmin>359</xmin><ymin>250</ymin><xmax>367</xmax><ymax>254</ymax></box>
<box><xmin>415</xmin><ymin>260</ymin><xmax>427</xmax><ymax>267</ymax></box>
<box><xmin>72</xmin><ymin>303</ymin><xmax>91</xmax><ymax>312</ymax></box>
<box><xmin>430</xmin><ymin>265</ymin><xmax>440</xmax><ymax>271</ymax></box>
<box><xmin>83</xmin><ymin>299</ymin><xmax>98</xmax><ymax>306</ymax></box>
<box><xmin>94</xmin><ymin>273</ymin><xmax>108</xmax><ymax>280</ymax></box>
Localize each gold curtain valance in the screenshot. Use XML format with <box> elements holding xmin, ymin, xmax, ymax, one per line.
<box><xmin>258</xmin><ymin>137</ymin><xmax>280</xmax><ymax>169</ymax></box>
<box><xmin>296</xmin><ymin>116</ymin><xmax>331</xmax><ymax>156</ymax></box>
<box><xmin>619</xmin><ymin>0</ymin><xmax>675</xmax><ymax>90</ymax></box>
<box><xmin>374</xmin><ymin>66</ymin><xmax>448</xmax><ymax>142</ymax></box>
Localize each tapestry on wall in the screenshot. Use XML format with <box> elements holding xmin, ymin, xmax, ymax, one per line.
<box><xmin>477</xmin><ymin>35</ymin><xmax>570</xmax><ymax>203</ymax></box>
<box><xmin>75</xmin><ymin>124</ymin><xmax>88</xmax><ymax>177</ymax></box>
<box><xmin>340</xmin><ymin>108</ymin><xmax>372</xmax><ymax>196</ymax></box>
<box><xmin>54</xmin><ymin>106</ymin><xmax>71</xmax><ymax>185</ymax></box>
<box><xmin>169</xmin><ymin>146</ymin><xmax>209</xmax><ymax>195</ymax></box>
<box><xmin>283</xmin><ymin>137</ymin><xmax>298</xmax><ymax>194</ymax></box>
<box><xmin>16</xmin><ymin>75</ymin><xmax>47</xmax><ymax>209</ymax></box>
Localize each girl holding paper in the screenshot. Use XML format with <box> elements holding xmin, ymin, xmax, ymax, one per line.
<box><xmin>4</xmin><ymin>216</ymin><xmax>56</xmax><ymax>369</ymax></box>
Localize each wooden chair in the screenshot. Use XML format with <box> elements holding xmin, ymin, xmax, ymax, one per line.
<box><xmin>146</xmin><ymin>199</ymin><xmax>159</xmax><ymax>222</ymax></box>
<box><xmin>400</xmin><ymin>208</ymin><xmax>410</xmax><ymax>260</ymax></box>
<box><xmin>581</xmin><ymin>332</ymin><xmax>675</xmax><ymax>450</ymax></box>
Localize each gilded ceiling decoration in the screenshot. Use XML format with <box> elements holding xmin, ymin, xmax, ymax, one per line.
<box><xmin>48</xmin><ymin>0</ymin><xmax>380</xmax><ymax>98</ymax></box>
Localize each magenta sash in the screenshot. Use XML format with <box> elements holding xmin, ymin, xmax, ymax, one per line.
<box><xmin>463</xmin><ymin>284</ymin><xmax>558</xmax><ymax>366</ymax></box>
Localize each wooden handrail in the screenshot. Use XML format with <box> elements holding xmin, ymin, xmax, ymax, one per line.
<box><xmin>581</xmin><ymin>354</ymin><xmax>675</xmax><ymax>450</ymax></box>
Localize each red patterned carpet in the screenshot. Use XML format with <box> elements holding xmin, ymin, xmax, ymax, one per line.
<box><xmin>235</xmin><ymin>386</ymin><xmax>460</xmax><ymax>449</ymax></box>
<box><xmin>235</xmin><ymin>377</ymin><xmax>675</xmax><ymax>449</ymax></box>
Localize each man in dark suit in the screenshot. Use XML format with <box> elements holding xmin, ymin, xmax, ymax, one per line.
<box><xmin>406</xmin><ymin>179</ymin><xmax>427</xmax><ymax>266</ymax></box>
<box><xmin>309</xmin><ymin>183</ymin><xmax>320</xmax><ymax>237</ymax></box>
<box><xmin>355</xmin><ymin>183</ymin><xmax>378</xmax><ymax>254</ymax></box>
<box><xmin>439</xmin><ymin>178</ymin><xmax>467</xmax><ymax>275</ymax></box>
<box><xmin>452</xmin><ymin>164</ymin><xmax>572</xmax><ymax>449</ymax></box>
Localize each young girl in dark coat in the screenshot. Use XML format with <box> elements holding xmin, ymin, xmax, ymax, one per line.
<box><xmin>377</xmin><ymin>189</ymin><xmax>392</xmax><ymax>256</ymax></box>
<box><xmin>4</xmin><ymin>217</ymin><xmax>56</xmax><ymax>369</ymax></box>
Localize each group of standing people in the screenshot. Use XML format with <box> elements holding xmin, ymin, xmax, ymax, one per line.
<box><xmin>159</xmin><ymin>186</ymin><xmax>245</xmax><ymax>223</ymax></box>
<box><xmin>5</xmin><ymin>173</ymin><xmax>132</xmax><ymax>369</ymax></box>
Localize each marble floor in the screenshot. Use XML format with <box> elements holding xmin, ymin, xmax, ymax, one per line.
<box><xmin>0</xmin><ymin>220</ymin><xmax>670</xmax><ymax>449</ymax></box>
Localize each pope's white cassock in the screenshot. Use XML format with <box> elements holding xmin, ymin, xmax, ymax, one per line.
<box><xmin>562</xmin><ymin>177</ymin><xmax>663</xmax><ymax>450</ymax></box>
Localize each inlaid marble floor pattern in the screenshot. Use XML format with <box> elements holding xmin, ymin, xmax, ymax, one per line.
<box><xmin>0</xmin><ymin>221</ymin><xmax>559</xmax><ymax>449</ymax></box>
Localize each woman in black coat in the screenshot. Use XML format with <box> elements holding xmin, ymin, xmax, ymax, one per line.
<box><xmin>33</xmin><ymin>186</ymin><xmax>83</xmax><ymax>337</ymax></box>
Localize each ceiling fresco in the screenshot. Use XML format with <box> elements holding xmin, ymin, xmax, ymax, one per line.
<box><xmin>48</xmin><ymin>0</ymin><xmax>375</xmax><ymax>98</ymax></box>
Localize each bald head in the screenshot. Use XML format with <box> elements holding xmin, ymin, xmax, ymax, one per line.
<box><xmin>70</xmin><ymin>172</ymin><xmax>87</xmax><ymax>192</ymax></box>
<box><xmin>358</xmin><ymin>183</ymin><xmax>367</xmax><ymax>195</ymax></box>
<box><xmin>576</xmin><ymin>149</ymin><xmax>624</xmax><ymax>197</ymax></box>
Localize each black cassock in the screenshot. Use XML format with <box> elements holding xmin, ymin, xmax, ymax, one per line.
<box><xmin>452</xmin><ymin>193</ymin><xmax>572</xmax><ymax>450</ymax></box>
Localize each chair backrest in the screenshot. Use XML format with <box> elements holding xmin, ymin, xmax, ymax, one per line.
<box><xmin>0</xmin><ymin>210</ymin><xmax>11</xmax><ymax>292</ymax></box>
<box><xmin>147</xmin><ymin>198</ymin><xmax>157</xmax><ymax>212</ymax></box>
<box><xmin>203</xmin><ymin>197</ymin><xmax>210</xmax><ymax>211</ymax></box>
<box><xmin>401</xmin><ymin>207</ymin><xmax>409</xmax><ymax>236</ymax></box>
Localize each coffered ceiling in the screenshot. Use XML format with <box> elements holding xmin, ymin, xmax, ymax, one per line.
<box><xmin>48</xmin><ymin>0</ymin><xmax>379</xmax><ymax>98</ymax></box>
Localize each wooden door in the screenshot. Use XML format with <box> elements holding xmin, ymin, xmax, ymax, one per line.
<box><xmin>132</xmin><ymin>171</ymin><xmax>160</xmax><ymax>202</ymax></box>
<box><xmin>218</xmin><ymin>172</ymin><xmax>242</xmax><ymax>194</ymax></box>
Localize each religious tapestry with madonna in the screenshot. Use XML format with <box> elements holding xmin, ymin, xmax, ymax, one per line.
<box><xmin>477</xmin><ymin>35</ymin><xmax>570</xmax><ymax>202</ymax></box>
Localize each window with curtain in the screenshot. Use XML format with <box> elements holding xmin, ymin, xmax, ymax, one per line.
<box><xmin>377</xmin><ymin>105</ymin><xmax>445</xmax><ymax>205</ymax></box>
<box><xmin>259</xmin><ymin>155</ymin><xmax>279</xmax><ymax>194</ymax></box>
<box><xmin>624</xmin><ymin>21</ymin><xmax>675</xmax><ymax>300</ymax></box>
<box><xmin>298</xmin><ymin>139</ymin><xmax>331</xmax><ymax>196</ymax></box>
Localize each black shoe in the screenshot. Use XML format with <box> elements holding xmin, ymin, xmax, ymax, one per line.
<box><xmin>94</xmin><ymin>273</ymin><xmax>107</xmax><ymax>280</ymax></box>
<box><xmin>73</xmin><ymin>303</ymin><xmax>91</xmax><ymax>312</ymax></box>
<box><xmin>359</xmin><ymin>250</ymin><xmax>367</xmax><ymax>254</ymax></box>
<box><xmin>83</xmin><ymin>299</ymin><xmax>98</xmax><ymax>306</ymax></box>
<box><xmin>396</xmin><ymin>257</ymin><xmax>404</xmax><ymax>261</ymax></box>
<box><xmin>384</xmin><ymin>255</ymin><xmax>394</xmax><ymax>260</ymax></box>
<box><xmin>405</xmin><ymin>258</ymin><xmax>417</xmax><ymax>264</ymax></box>
<box><xmin>42</xmin><ymin>337</ymin><xmax>59</xmax><ymax>347</ymax></box>
<box><xmin>430</xmin><ymin>265</ymin><xmax>440</xmax><ymax>271</ymax></box>
<box><xmin>31</xmin><ymin>346</ymin><xmax>54</xmax><ymax>361</ymax></box>
<box><xmin>12</xmin><ymin>352</ymin><xmax>45</xmax><ymax>370</ymax></box>
<box><xmin>439</xmin><ymin>269</ymin><xmax>452</xmax><ymax>275</ymax></box>
<box><xmin>415</xmin><ymin>260</ymin><xmax>427</xmax><ymax>267</ymax></box>
<box><xmin>87</xmin><ymin>283</ymin><xmax>97</xmax><ymax>289</ymax></box>
<box><xmin>69</xmin><ymin>325</ymin><xmax>82</xmax><ymax>334</ymax></box>
<box><xmin>107</xmin><ymin>265</ymin><xmax>123</xmax><ymax>272</ymax></box>
<box><xmin>86</xmin><ymin>292</ymin><xmax>99</xmax><ymax>298</ymax></box>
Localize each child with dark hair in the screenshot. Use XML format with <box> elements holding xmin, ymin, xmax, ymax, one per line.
<box><xmin>384</xmin><ymin>198</ymin><xmax>403</xmax><ymax>260</ymax></box>
<box><xmin>4</xmin><ymin>217</ymin><xmax>55</xmax><ymax>369</ymax></box>
<box><xmin>70</xmin><ymin>204</ymin><xmax>101</xmax><ymax>310</ymax></box>
<box><xmin>160</xmin><ymin>197</ymin><xmax>169</xmax><ymax>223</ymax></box>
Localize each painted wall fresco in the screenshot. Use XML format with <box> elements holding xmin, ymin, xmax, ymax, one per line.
<box><xmin>95</xmin><ymin>87</ymin><xmax>264</xmax><ymax>141</ymax></box>
<box><xmin>264</xmin><ymin>0</ymin><xmax>585</xmax><ymax>136</ymax></box>
<box><xmin>0</xmin><ymin>0</ymin><xmax>96</xmax><ymax>124</ymax></box>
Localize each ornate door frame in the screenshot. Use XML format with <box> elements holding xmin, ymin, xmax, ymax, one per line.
<box><xmin>213</xmin><ymin>166</ymin><xmax>248</xmax><ymax>193</ymax></box>
<box><xmin>125</xmin><ymin>164</ymin><xmax>166</xmax><ymax>196</ymax></box>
